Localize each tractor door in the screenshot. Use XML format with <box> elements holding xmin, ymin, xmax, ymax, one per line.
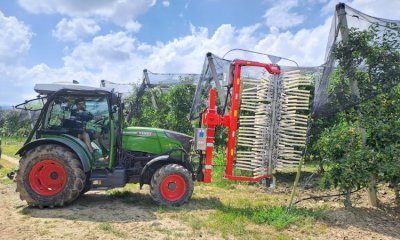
<box><xmin>41</xmin><ymin>95</ymin><xmax>114</xmax><ymax>166</ymax></box>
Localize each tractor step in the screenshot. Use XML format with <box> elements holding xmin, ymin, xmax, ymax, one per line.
<box><xmin>90</xmin><ymin>168</ymin><xmax>126</xmax><ymax>189</ymax></box>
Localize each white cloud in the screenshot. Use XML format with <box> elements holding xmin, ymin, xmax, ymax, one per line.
<box><xmin>255</xmin><ymin>18</ymin><xmax>332</xmax><ymax>66</ymax></box>
<box><xmin>321</xmin><ymin>0</ymin><xmax>400</xmax><ymax>19</ymax></box>
<box><xmin>63</xmin><ymin>32</ymin><xmax>136</xmax><ymax>71</ymax></box>
<box><xmin>124</xmin><ymin>20</ymin><xmax>142</xmax><ymax>33</ymax></box>
<box><xmin>52</xmin><ymin>18</ymin><xmax>101</xmax><ymax>42</ymax></box>
<box><xmin>162</xmin><ymin>1</ymin><xmax>170</xmax><ymax>7</ymax></box>
<box><xmin>348</xmin><ymin>0</ymin><xmax>400</xmax><ymax>20</ymax></box>
<box><xmin>0</xmin><ymin>11</ymin><xmax>33</xmax><ymax>64</ymax></box>
<box><xmin>264</xmin><ymin>0</ymin><xmax>305</xmax><ymax>30</ymax></box>
<box><xmin>17</xmin><ymin>0</ymin><xmax>156</xmax><ymax>31</ymax></box>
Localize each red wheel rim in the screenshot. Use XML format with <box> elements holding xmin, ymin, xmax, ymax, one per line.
<box><xmin>160</xmin><ymin>174</ymin><xmax>186</xmax><ymax>201</ymax></box>
<box><xmin>29</xmin><ymin>160</ymin><xmax>67</xmax><ymax>196</ymax></box>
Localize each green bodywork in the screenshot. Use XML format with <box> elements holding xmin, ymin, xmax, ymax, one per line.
<box><xmin>122</xmin><ymin>127</ymin><xmax>183</xmax><ymax>154</ymax></box>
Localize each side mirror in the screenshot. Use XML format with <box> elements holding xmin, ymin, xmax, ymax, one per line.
<box><xmin>112</xmin><ymin>105</ymin><xmax>118</xmax><ymax>114</ymax></box>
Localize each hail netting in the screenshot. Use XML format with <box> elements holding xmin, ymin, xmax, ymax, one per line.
<box><xmin>100</xmin><ymin>80</ymin><xmax>135</xmax><ymax>98</ymax></box>
<box><xmin>128</xmin><ymin>70</ymin><xmax>199</xmax><ymax>120</ymax></box>
<box><xmin>312</xmin><ymin>3</ymin><xmax>400</xmax><ymax>118</ymax></box>
<box><xmin>235</xmin><ymin>68</ymin><xmax>312</xmax><ymax>175</ymax></box>
<box><xmin>189</xmin><ymin>53</ymin><xmax>232</xmax><ymax>120</ymax></box>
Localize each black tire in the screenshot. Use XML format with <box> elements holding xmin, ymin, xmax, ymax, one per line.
<box><xmin>16</xmin><ymin>144</ymin><xmax>86</xmax><ymax>207</ymax></box>
<box><xmin>80</xmin><ymin>177</ymin><xmax>92</xmax><ymax>196</ymax></box>
<box><xmin>150</xmin><ymin>164</ymin><xmax>194</xmax><ymax>206</ymax></box>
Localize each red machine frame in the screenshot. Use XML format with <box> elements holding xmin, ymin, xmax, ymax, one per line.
<box><xmin>201</xmin><ymin>59</ymin><xmax>281</xmax><ymax>183</ymax></box>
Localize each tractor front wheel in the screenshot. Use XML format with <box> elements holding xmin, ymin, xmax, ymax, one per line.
<box><xmin>150</xmin><ymin>164</ymin><xmax>193</xmax><ymax>206</ymax></box>
<box><xmin>16</xmin><ymin>144</ymin><xmax>86</xmax><ymax>207</ymax></box>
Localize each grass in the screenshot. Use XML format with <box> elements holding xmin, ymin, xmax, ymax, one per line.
<box><xmin>98</xmin><ymin>222</ymin><xmax>127</xmax><ymax>238</ymax></box>
<box><xmin>218</xmin><ymin>205</ymin><xmax>325</xmax><ymax>230</ymax></box>
<box><xmin>209</xmin><ymin>151</ymin><xmax>253</xmax><ymax>188</ymax></box>
<box><xmin>168</xmin><ymin>204</ymin><xmax>325</xmax><ymax>238</ymax></box>
<box><xmin>18</xmin><ymin>207</ymin><xmax>32</xmax><ymax>221</ymax></box>
<box><xmin>36</xmin><ymin>228</ymin><xmax>50</xmax><ymax>236</ymax></box>
<box><xmin>100</xmin><ymin>151</ymin><xmax>327</xmax><ymax>239</ymax></box>
<box><xmin>1</xmin><ymin>136</ymin><xmax>24</xmax><ymax>157</ymax></box>
<box><xmin>0</xmin><ymin>159</ymin><xmax>14</xmax><ymax>185</ymax></box>
<box><xmin>18</xmin><ymin>207</ymin><xmax>31</xmax><ymax>215</ymax></box>
<box><xmin>106</xmin><ymin>186</ymin><xmax>154</xmax><ymax>206</ymax></box>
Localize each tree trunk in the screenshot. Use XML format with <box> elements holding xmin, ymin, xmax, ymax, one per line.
<box><xmin>318</xmin><ymin>159</ymin><xmax>325</xmax><ymax>174</ymax></box>
<box><xmin>368</xmin><ymin>176</ymin><xmax>378</xmax><ymax>207</ymax></box>
<box><xmin>344</xmin><ymin>188</ymin><xmax>352</xmax><ymax>209</ymax></box>
<box><xmin>395</xmin><ymin>184</ymin><xmax>400</xmax><ymax>205</ymax></box>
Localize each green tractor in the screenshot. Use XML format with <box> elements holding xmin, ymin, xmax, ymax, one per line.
<box><xmin>14</xmin><ymin>83</ymin><xmax>196</xmax><ymax>207</ymax></box>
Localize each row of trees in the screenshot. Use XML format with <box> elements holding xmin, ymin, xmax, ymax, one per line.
<box><xmin>0</xmin><ymin>108</ymin><xmax>32</xmax><ymax>138</ymax></box>
<box><xmin>310</xmin><ymin>24</ymin><xmax>400</xmax><ymax>207</ymax></box>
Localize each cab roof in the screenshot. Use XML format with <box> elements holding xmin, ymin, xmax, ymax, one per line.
<box><xmin>34</xmin><ymin>83</ymin><xmax>114</xmax><ymax>95</ymax></box>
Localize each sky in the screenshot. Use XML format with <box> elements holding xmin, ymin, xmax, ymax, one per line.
<box><xmin>0</xmin><ymin>0</ymin><xmax>399</xmax><ymax>106</ymax></box>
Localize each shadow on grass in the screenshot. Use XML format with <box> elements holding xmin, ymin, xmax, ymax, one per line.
<box><xmin>21</xmin><ymin>189</ymin><xmax>224</xmax><ymax>223</ymax></box>
<box><xmin>325</xmin><ymin>205</ymin><xmax>400</xmax><ymax>239</ymax></box>
<box><xmin>274</xmin><ymin>168</ymin><xmax>318</xmax><ymax>185</ymax></box>
<box><xmin>22</xmin><ymin>191</ymin><xmax>157</xmax><ymax>223</ymax></box>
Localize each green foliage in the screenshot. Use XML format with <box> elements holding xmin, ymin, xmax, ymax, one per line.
<box><xmin>313</xmin><ymin>23</ymin><xmax>400</xmax><ymax>204</ymax></box>
<box><xmin>317</xmin><ymin>117</ymin><xmax>373</xmax><ymax>190</ymax></box>
<box><xmin>128</xmin><ymin>84</ymin><xmax>196</xmax><ymax>135</ymax></box>
<box><xmin>0</xmin><ymin>109</ymin><xmax>31</xmax><ymax>138</ymax></box>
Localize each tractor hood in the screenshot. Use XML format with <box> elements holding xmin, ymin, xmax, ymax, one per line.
<box><xmin>122</xmin><ymin>127</ymin><xmax>192</xmax><ymax>155</ymax></box>
<box><xmin>163</xmin><ymin>129</ymin><xmax>192</xmax><ymax>153</ymax></box>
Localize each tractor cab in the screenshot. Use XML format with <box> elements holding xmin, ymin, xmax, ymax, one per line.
<box><xmin>17</xmin><ymin>84</ymin><xmax>120</xmax><ymax>167</ymax></box>
<box><xmin>14</xmin><ymin>83</ymin><xmax>195</xmax><ymax>207</ymax></box>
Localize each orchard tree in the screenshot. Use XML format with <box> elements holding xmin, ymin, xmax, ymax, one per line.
<box><xmin>128</xmin><ymin>84</ymin><xmax>196</xmax><ymax>136</ymax></box>
<box><xmin>315</xmin><ymin>23</ymin><xmax>400</xmax><ymax>207</ymax></box>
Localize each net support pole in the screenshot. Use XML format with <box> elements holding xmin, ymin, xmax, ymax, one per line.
<box><xmin>336</xmin><ymin>3</ymin><xmax>377</xmax><ymax>207</ymax></box>
<box><xmin>287</xmin><ymin>120</ymin><xmax>313</xmax><ymax>211</ymax></box>
<box><xmin>207</xmin><ymin>52</ymin><xmax>226</xmax><ymax>107</ymax></box>
<box><xmin>143</xmin><ymin>69</ymin><xmax>158</xmax><ymax>109</ymax></box>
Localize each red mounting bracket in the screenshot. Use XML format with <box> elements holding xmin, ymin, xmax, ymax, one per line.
<box><xmin>202</xmin><ymin>59</ymin><xmax>281</xmax><ymax>183</ymax></box>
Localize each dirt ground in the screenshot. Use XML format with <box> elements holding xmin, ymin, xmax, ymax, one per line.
<box><xmin>0</xmin><ymin>182</ymin><xmax>206</xmax><ymax>240</ymax></box>
<box><xmin>1</xmin><ymin>158</ymin><xmax>400</xmax><ymax>240</ymax></box>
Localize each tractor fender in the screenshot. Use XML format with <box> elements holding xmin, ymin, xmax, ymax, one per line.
<box><xmin>16</xmin><ymin>138</ymin><xmax>92</xmax><ymax>172</ymax></box>
<box><xmin>139</xmin><ymin>155</ymin><xmax>192</xmax><ymax>189</ymax></box>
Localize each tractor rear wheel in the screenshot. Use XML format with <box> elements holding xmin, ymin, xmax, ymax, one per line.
<box><xmin>16</xmin><ymin>144</ymin><xmax>86</xmax><ymax>207</ymax></box>
<box><xmin>150</xmin><ymin>164</ymin><xmax>193</xmax><ymax>206</ymax></box>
